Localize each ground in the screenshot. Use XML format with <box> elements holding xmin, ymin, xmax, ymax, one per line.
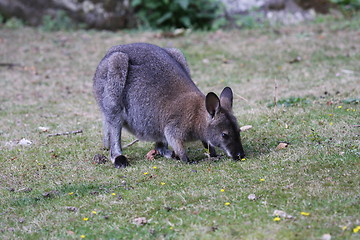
<box><xmin>0</xmin><ymin>15</ymin><xmax>359</xmax><ymax>239</ymax></box>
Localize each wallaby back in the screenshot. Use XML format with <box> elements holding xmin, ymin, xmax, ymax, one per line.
<box><xmin>93</xmin><ymin>43</ymin><xmax>245</xmax><ymax>168</ymax></box>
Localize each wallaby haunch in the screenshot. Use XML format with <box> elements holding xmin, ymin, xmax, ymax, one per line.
<box><xmin>93</xmin><ymin>43</ymin><xmax>245</xmax><ymax>168</ymax></box>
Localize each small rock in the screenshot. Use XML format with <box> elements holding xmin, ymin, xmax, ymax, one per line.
<box><xmin>18</xmin><ymin>138</ymin><xmax>32</xmax><ymax>146</ymax></box>
<box><xmin>248</xmin><ymin>193</ymin><xmax>257</xmax><ymax>200</ymax></box>
<box><xmin>132</xmin><ymin>217</ymin><xmax>148</xmax><ymax>226</ymax></box>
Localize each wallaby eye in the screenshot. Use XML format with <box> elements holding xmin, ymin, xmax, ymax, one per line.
<box><xmin>221</xmin><ymin>132</ymin><xmax>229</xmax><ymax>139</ymax></box>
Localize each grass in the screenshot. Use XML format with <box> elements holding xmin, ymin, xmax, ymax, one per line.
<box><xmin>1</xmin><ymin>15</ymin><xmax>360</xmax><ymax>239</ymax></box>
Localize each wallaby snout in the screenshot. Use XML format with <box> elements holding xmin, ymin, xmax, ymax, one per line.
<box><xmin>93</xmin><ymin>43</ymin><xmax>245</xmax><ymax>167</ymax></box>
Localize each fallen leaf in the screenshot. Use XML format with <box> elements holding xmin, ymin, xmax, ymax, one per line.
<box><xmin>240</xmin><ymin>125</ymin><xmax>253</xmax><ymax>132</ymax></box>
<box><xmin>248</xmin><ymin>193</ymin><xmax>257</xmax><ymax>200</ymax></box>
<box><xmin>18</xmin><ymin>138</ymin><xmax>32</xmax><ymax>146</ymax></box>
<box><xmin>65</xmin><ymin>206</ymin><xmax>78</xmax><ymax>212</ymax></box>
<box><xmin>276</xmin><ymin>142</ymin><xmax>289</xmax><ymax>150</ymax></box>
<box><xmin>145</xmin><ymin>149</ymin><xmax>159</xmax><ymax>160</ymax></box>
<box><xmin>202</xmin><ymin>58</ymin><xmax>210</xmax><ymax>64</ymax></box>
<box><xmin>16</xmin><ymin>187</ymin><xmax>32</xmax><ymax>193</ymax></box>
<box><xmin>321</xmin><ymin>234</ymin><xmax>332</xmax><ymax>240</ymax></box>
<box><xmin>132</xmin><ymin>217</ymin><xmax>148</xmax><ymax>226</ymax></box>
<box><xmin>273</xmin><ymin>210</ymin><xmax>294</xmax><ymax>219</ymax></box>
<box><xmin>42</xmin><ymin>190</ymin><xmax>59</xmax><ymax>198</ymax></box>
<box><xmin>38</xmin><ymin>126</ymin><xmax>49</xmax><ymax>132</ymax></box>
<box><xmin>92</xmin><ymin>154</ymin><xmax>108</xmax><ymax>164</ymax></box>
<box><xmin>288</xmin><ymin>56</ymin><xmax>302</xmax><ymax>64</ymax></box>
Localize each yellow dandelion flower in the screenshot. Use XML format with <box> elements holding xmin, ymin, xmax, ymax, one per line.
<box><xmin>328</xmin><ymin>114</ymin><xmax>333</xmax><ymax>117</ymax></box>
<box><xmin>346</xmin><ymin>108</ymin><xmax>351</xmax><ymax>112</ymax></box>
<box><xmin>111</xmin><ymin>193</ymin><xmax>116</xmax><ymax>196</ymax></box>
<box><xmin>68</xmin><ymin>192</ymin><xmax>74</xmax><ymax>195</ymax></box>
<box><xmin>92</xmin><ymin>211</ymin><xmax>97</xmax><ymax>214</ymax></box>
<box><xmin>169</xmin><ymin>226</ymin><xmax>173</xmax><ymax>230</ymax></box>
<box><xmin>353</xmin><ymin>226</ymin><xmax>360</xmax><ymax>233</ymax></box>
<box><xmin>144</xmin><ymin>172</ymin><xmax>149</xmax><ymax>175</ymax></box>
<box><xmin>273</xmin><ymin>217</ymin><xmax>281</xmax><ymax>222</ymax></box>
<box><xmin>338</xmin><ymin>106</ymin><xmax>342</xmax><ymax>109</ymax></box>
<box><xmin>220</xmin><ymin>189</ymin><xmax>225</xmax><ymax>192</ymax></box>
<box><xmin>342</xmin><ymin>226</ymin><xmax>347</xmax><ymax>231</ymax></box>
<box><xmin>353</xmin><ymin>109</ymin><xmax>356</xmax><ymax>112</ymax></box>
<box><xmin>260</xmin><ymin>178</ymin><xmax>265</xmax><ymax>182</ymax></box>
<box><xmin>300</xmin><ymin>211</ymin><xmax>310</xmax><ymax>216</ymax></box>
<box><xmin>153</xmin><ymin>166</ymin><xmax>157</xmax><ymax>169</ymax></box>
<box><xmin>329</xmin><ymin>122</ymin><xmax>333</xmax><ymax>126</ymax></box>
<box><xmin>225</xmin><ymin>202</ymin><xmax>231</xmax><ymax>206</ymax></box>
<box><xmin>83</xmin><ymin>217</ymin><xmax>89</xmax><ymax>221</ymax></box>
<box><xmin>241</xmin><ymin>158</ymin><xmax>246</xmax><ymax>161</ymax></box>
<box><xmin>80</xmin><ymin>235</ymin><xmax>86</xmax><ymax>238</ymax></box>
<box><xmin>160</xmin><ymin>182</ymin><xmax>166</xmax><ymax>185</ymax></box>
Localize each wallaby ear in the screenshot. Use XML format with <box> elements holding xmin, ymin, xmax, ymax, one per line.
<box><xmin>206</xmin><ymin>92</ymin><xmax>220</xmax><ymax>117</ymax></box>
<box><xmin>220</xmin><ymin>87</ymin><xmax>233</xmax><ymax>110</ymax></box>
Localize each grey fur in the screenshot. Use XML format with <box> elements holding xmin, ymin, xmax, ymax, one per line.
<box><xmin>93</xmin><ymin>43</ymin><xmax>245</xmax><ymax>168</ymax></box>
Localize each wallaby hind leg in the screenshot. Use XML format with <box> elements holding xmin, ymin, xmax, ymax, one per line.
<box><xmin>164</xmin><ymin>127</ymin><xmax>190</xmax><ymax>163</ymax></box>
<box><xmin>105</xmin><ymin>116</ymin><xmax>129</xmax><ymax>168</ymax></box>
<box><xmin>155</xmin><ymin>142</ymin><xmax>175</xmax><ymax>159</ymax></box>
<box><xmin>102</xmin><ymin>115</ymin><xmax>110</xmax><ymax>149</ymax></box>
<box><xmin>102</xmin><ymin>51</ymin><xmax>130</xmax><ymax>168</ymax></box>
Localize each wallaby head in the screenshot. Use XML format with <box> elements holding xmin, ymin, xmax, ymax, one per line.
<box><xmin>205</xmin><ymin>87</ymin><xmax>245</xmax><ymax>160</ymax></box>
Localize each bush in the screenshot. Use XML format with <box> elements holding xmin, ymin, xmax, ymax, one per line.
<box><xmin>330</xmin><ymin>0</ymin><xmax>360</xmax><ymax>16</ymax></box>
<box><xmin>0</xmin><ymin>14</ymin><xmax>24</xmax><ymax>29</ymax></box>
<box><xmin>132</xmin><ymin>0</ymin><xmax>222</xmax><ymax>29</ymax></box>
<box><xmin>41</xmin><ymin>10</ymin><xmax>85</xmax><ymax>31</ymax></box>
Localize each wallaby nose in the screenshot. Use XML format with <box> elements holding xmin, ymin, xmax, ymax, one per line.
<box><xmin>232</xmin><ymin>153</ymin><xmax>245</xmax><ymax>160</ymax></box>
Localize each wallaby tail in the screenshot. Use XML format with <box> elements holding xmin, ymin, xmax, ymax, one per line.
<box><xmin>105</xmin><ymin>51</ymin><xmax>129</xmax><ymax>108</ymax></box>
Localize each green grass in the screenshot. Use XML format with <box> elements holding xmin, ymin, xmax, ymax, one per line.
<box><xmin>1</xmin><ymin>15</ymin><xmax>360</xmax><ymax>239</ymax></box>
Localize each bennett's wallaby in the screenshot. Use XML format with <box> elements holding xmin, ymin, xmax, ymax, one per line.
<box><xmin>93</xmin><ymin>43</ymin><xmax>245</xmax><ymax>168</ymax></box>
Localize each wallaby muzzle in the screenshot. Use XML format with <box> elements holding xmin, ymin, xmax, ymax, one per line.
<box><xmin>228</xmin><ymin>141</ymin><xmax>245</xmax><ymax>160</ymax></box>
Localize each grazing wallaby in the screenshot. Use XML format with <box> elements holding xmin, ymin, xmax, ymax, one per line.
<box><xmin>93</xmin><ymin>43</ymin><xmax>245</xmax><ymax>168</ymax></box>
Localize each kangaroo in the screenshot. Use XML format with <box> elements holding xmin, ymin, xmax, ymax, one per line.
<box><xmin>93</xmin><ymin>43</ymin><xmax>245</xmax><ymax>168</ymax></box>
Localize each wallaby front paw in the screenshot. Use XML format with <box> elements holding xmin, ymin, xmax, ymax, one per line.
<box><xmin>114</xmin><ymin>155</ymin><xmax>129</xmax><ymax>168</ymax></box>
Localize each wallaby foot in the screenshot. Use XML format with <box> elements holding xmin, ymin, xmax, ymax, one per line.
<box><xmin>202</xmin><ymin>141</ymin><xmax>217</xmax><ymax>157</ymax></box>
<box><xmin>114</xmin><ymin>155</ymin><xmax>129</xmax><ymax>168</ymax></box>
<box><xmin>155</xmin><ymin>142</ymin><xmax>175</xmax><ymax>159</ymax></box>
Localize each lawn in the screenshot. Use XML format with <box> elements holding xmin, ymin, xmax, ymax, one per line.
<box><xmin>0</xmin><ymin>15</ymin><xmax>359</xmax><ymax>239</ymax></box>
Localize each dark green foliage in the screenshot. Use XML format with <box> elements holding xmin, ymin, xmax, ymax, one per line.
<box><xmin>331</xmin><ymin>0</ymin><xmax>360</xmax><ymax>9</ymax></box>
<box><xmin>0</xmin><ymin>14</ymin><xmax>24</xmax><ymax>29</ymax></box>
<box><xmin>331</xmin><ymin>0</ymin><xmax>360</xmax><ymax>16</ymax></box>
<box><xmin>131</xmin><ymin>0</ymin><xmax>221</xmax><ymax>29</ymax></box>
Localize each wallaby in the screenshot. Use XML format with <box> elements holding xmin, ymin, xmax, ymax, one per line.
<box><xmin>93</xmin><ymin>43</ymin><xmax>245</xmax><ymax>168</ymax></box>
